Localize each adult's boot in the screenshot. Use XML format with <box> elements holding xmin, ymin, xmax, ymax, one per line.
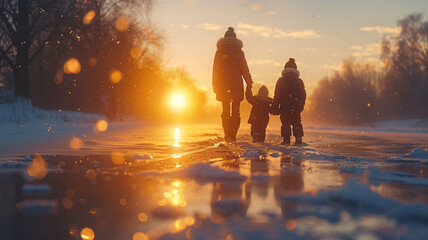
<box><xmin>230</xmin><ymin>116</ymin><xmax>240</xmax><ymax>141</ymax></box>
<box><xmin>222</xmin><ymin>115</ymin><xmax>232</xmax><ymax>141</ymax></box>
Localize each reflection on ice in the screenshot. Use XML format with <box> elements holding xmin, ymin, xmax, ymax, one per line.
<box><xmin>173</xmin><ymin>127</ymin><xmax>181</xmax><ymax>147</ymax></box>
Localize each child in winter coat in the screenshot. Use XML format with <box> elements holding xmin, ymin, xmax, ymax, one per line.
<box><xmin>273</xmin><ymin>58</ymin><xmax>306</xmax><ymax>145</ymax></box>
<box><xmin>246</xmin><ymin>85</ymin><xmax>274</xmax><ymax>142</ymax></box>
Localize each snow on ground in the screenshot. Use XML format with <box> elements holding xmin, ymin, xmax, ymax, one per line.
<box><xmin>0</xmin><ymin>97</ymin><xmax>106</xmax><ymax>123</ymax></box>
<box><xmin>1</xmin><ymin>101</ymin><xmax>428</xmax><ymax>239</ymax></box>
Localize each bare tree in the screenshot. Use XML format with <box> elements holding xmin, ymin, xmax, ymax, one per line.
<box><xmin>380</xmin><ymin>13</ymin><xmax>428</xmax><ymax>118</ymax></box>
<box><xmin>0</xmin><ymin>0</ymin><xmax>73</xmax><ymax>97</ymax></box>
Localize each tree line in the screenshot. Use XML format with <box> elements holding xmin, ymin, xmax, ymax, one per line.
<box><xmin>0</xmin><ymin>0</ymin><xmax>211</xmax><ymax>121</ymax></box>
<box><xmin>305</xmin><ymin>14</ymin><xmax>428</xmax><ymax>126</ymax></box>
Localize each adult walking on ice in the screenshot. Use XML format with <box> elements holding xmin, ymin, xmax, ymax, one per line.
<box><xmin>213</xmin><ymin>27</ymin><xmax>253</xmax><ymax>141</ymax></box>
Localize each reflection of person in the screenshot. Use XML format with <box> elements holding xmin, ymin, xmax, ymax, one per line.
<box><xmin>245</xmin><ymin>85</ymin><xmax>274</xmax><ymax>142</ymax></box>
<box><xmin>274</xmin><ymin>155</ymin><xmax>304</xmax><ymax>218</ymax></box>
<box><xmin>210</xmin><ymin>181</ymin><xmax>250</xmax><ymax>220</ymax></box>
<box><xmin>213</xmin><ymin>27</ymin><xmax>253</xmax><ymax>141</ymax></box>
<box><xmin>273</xmin><ymin>58</ymin><xmax>306</xmax><ymax>145</ymax></box>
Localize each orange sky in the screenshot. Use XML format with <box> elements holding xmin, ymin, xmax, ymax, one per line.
<box><xmin>153</xmin><ymin>0</ymin><xmax>427</xmax><ymax>99</ymax></box>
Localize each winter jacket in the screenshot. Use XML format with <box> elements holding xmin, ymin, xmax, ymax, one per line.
<box><xmin>213</xmin><ymin>37</ymin><xmax>253</xmax><ymax>102</ymax></box>
<box><xmin>273</xmin><ymin>68</ymin><xmax>306</xmax><ymax>113</ymax></box>
<box><xmin>246</xmin><ymin>89</ymin><xmax>274</xmax><ymax>126</ymax></box>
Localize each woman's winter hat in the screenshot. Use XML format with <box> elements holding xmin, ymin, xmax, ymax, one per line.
<box><xmin>258</xmin><ymin>85</ymin><xmax>269</xmax><ymax>97</ymax></box>
<box><xmin>224</xmin><ymin>27</ymin><xmax>236</xmax><ymax>38</ymax></box>
<box><xmin>284</xmin><ymin>58</ymin><xmax>297</xmax><ymax>69</ymax></box>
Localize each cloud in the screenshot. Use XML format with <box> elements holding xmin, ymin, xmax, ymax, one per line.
<box><xmin>181</xmin><ymin>24</ymin><xmax>190</xmax><ymax>29</ymax></box>
<box><xmin>298</xmin><ymin>48</ymin><xmax>319</xmax><ymax>52</ymax></box>
<box><xmin>248</xmin><ymin>59</ymin><xmax>281</xmax><ymax>66</ymax></box>
<box><xmin>251</xmin><ymin>3</ymin><xmax>261</xmax><ymax>11</ymax></box>
<box><xmin>264</xmin><ymin>11</ymin><xmax>276</xmax><ymax>15</ymax></box>
<box><xmin>237</xmin><ymin>23</ymin><xmax>322</xmax><ymax>39</ymax></box>
<box><xmin>360</xmin><ymin>26</ymin><xmax>400</xmax><ymax>36</ymax></box>
<box><xmin>350</xmin><ymin>43</ymin><xmax>381</xmax><ymax>57</ymax></box>
<box><xmin>323</xmin><ymin>63</ymin><xmax>342</xmax><ymax>71</ymax></box>
<box><xmin>198</xmin><ymin>23</ymin><xmax>222</xmax><ymax>31</ymax></box>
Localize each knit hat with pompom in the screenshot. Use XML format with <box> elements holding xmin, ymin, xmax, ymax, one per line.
<box><xmin>224</xmin><ymin>27</ymin><xmax>236</xmax><ymax>38</ymax></box>
<box><xmin>284</xmin><ymin>58</ymin><xmax>297</xmax><ymax>69</ymax></box>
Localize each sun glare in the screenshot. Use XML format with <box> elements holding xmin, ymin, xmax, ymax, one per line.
<box><xmin>170</xmin><ymin>94</ymin><xmax>186</xmax><ymax>112</ymax></box>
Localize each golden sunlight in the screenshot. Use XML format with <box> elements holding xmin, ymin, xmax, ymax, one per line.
<box><xmin>169</xmin><ymin>93</ymin><xmax>187</xmax><ymax>112</ymax></box>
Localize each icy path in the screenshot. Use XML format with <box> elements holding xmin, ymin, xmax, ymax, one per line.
<box><xmin>1</xmin><ymin>123</ymin><xmax>428</xmax><ymax>239</ymax></box>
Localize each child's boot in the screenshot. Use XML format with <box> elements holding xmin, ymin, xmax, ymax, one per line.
<box><xmin>295</xmin><ymin>137</ymin><xmax>302</xmax><ymax>144</ymax></box>
<box><xmin>281</xmin><ymin>137</ymin><xmax>291</xmax><ymax>145</ymax></box>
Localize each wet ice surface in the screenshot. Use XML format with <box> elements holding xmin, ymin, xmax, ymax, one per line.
<box><xmin>1</xmin><ymin>124</ymin><xmax>428</xmax><ymax>239</ymax></box>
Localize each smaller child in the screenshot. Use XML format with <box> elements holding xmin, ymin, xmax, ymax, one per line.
<box><xmin>246</xmin><ymin>85</ymin><xmax>274</xmax><ymax>142</ymax></box>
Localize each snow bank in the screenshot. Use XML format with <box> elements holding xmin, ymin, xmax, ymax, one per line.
<box><xmin>368</xmin><ymin>166</ymin><xmax>428</xmax><ymax>186</ymax></box>
<box><xmin>386</xmin><ymin>146</ymin><xmax>428</xmax><ymax>164</ymax></box>
<box><xmin>0</xmin><ymin>97</ymin><xmax>106</xmax><ymax>123</ymax></box>
<box><xmin>282</xmin><ymin>179</ymin><xmax>428</xmax><ymax>221</ymax></box>
<box><xmin>307</xmin><ymin>118</ymin><xmax>428</xmax><ymax>133</ymax></box>
<box><xmin>138</xmin><ymin>163</ymin><xmax>247</xmax><ymax>182</ymax></box>
<box><xmin>404</xmin><ymin>147</ymin><xmax>428</xmax><ymax>159</ymax></box>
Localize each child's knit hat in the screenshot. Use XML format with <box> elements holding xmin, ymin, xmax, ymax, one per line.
<box><xmin>258</xmin><ymin>85</ymin><xmax>269</xmax><ymax>98</ymax></box>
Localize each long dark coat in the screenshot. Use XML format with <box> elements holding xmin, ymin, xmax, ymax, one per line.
<box><xmin>274</xmin><ymin>68</ymin><xmax>306</xmax><ymax>113</ymax></box>
<box><xmin>213</xmin><ymin>37</ymin><xmax>252</xmax><ymax>102</ymax></box>
<box><xmin>246</xmin><ymin>89</ymin><xmax>273</xmax><ymax>127</ymax></box>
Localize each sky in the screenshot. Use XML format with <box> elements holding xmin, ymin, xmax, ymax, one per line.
<box><xmin>152</xmin><ymin>0</ymin><xmax>428</xmax><ymax>97</ymax></box>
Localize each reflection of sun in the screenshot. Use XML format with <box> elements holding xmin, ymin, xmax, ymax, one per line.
<box><xmin>173</xmin><ymin>127</ymin><xmax>181</xmax><ymax>147</ymax></box>
<box><xmin>170</xmin><ymin>94</ymin><xmax>186</xmax><ymax>112</ymax></box>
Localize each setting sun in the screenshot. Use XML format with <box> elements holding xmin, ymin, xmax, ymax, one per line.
<box><xmin>169</xmin><ymin>93</ymin><xmax>187</xmax><ymax>112</ymax></box>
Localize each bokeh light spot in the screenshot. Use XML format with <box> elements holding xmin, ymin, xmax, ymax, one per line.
<box><xmin>86</xmin><ymin>169</ymin><xmax>97</xmax><ymax>180</ymax></box>
<box><xmin>80</xmin><ymin>227</ymin><xmax>95</xmax><ymax>240</ymax></box>
<box><xmin>109</xmin><ymin>69</ymin><xmax>122</xmax><ymax>83</ymax></box>
<box><xmin>130</xmin><ymin>47</ymin><xmax>142</xmax><ymax>59</ymax></box>
<box><xmin>133</xmin><ymin>232</ymin><xmax>148</xmax><ymax>240</ymax></box>
<box><xmin>26</xmin><ymin>153</ymin><xmax>48</xmax><ymax>180</ymax></box>
<box><xmin>83</xmin><ymin>10</ymin><xmax>96</xmax><ymax>25</ymax></box>
<box><xmin>54</xmin><ymin>70</ymin><xmax>64</xmax><ymax>85</ymax></box>
<box><xmin>115</xmin><ymin>16</ymin><xmax>130</xmax><ymax>32</ymax></box>
<box><xmin>88</xmin><ymin>57</ymin><xmax>97</xmax><ymax>67</ymax></box>
<box><xmin>119</xmin><ymin>198</ymin><xmax>127</xmax><ymax>206</ymax></box>
<box><xmin>93</xmin><ymin>119</ymin><xmax>108</xmax><ymax>133</ymax></box>
<box><xmin>62</xmin><ymin>197</ymin><xmax>73</xmax><ymax>210</ymax></box>
<box><xmin>111</xmin><ymin>151</ymin><xmax>126</xmax><ymax>165</ymax></box>
<box><xmin>63</xmin><ymin>58</ymin><xmax>81</xmax><ymax>74</ymax></box>
<box><xmin>286</xmin><ymin>219</ymin><xmax>297</xmax><ymax>231</ymax></box>
<box><xmin>138</xmin><ymin>212</ymin><xmax>148</xmax><ymax>222</ymax></box>
<box><xmin>70</xmin><ymin>137</ymin><xmax>83</xmax><ymax>150</ymax></box>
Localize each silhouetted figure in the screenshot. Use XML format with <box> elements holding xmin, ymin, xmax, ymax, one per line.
<box><xmin>273</xmin><ymin>58</ymin><xmax>306</xmax><ymax>145</ymax></box>
<box><xmin>213</xmin><ymin>27</ymin><xmax>253</xmax><ymax>141</ymax></box>
<box><xmin>246</xmin><ymin>85</ymin><xmax>274</xmax><ymax>142</ymax></box>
